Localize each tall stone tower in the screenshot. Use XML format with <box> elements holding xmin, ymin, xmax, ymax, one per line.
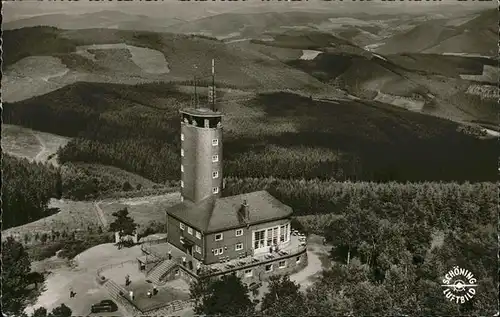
<box><xmin>179</xmin><ymin>60</ymin><xmax>223</xmax><ymax>203</ymax></box>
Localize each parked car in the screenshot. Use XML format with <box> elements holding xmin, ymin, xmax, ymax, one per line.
<box><xmin>91</xmin><ymin>299</ymin><xmax>118</xmax><ymax>313</ymax></box>
<box><xmin>248</xmin><ymin>282</ymin><xmax>261</xmax><ymax>291</ymax></box>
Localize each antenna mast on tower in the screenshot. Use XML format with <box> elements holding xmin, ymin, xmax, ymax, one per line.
<box><xmin>193</xmin><ymin>65</ymin><xmax>199</xmax><ymax>108</ymax></box>
<box><xmin>209</xmin><ymin>59</ymin><xmax>216</xmax><ymax>111</ymax></box>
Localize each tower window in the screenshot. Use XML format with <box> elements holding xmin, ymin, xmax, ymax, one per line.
<box><xmin>180</xmin><ymin>180</ymin><xmax>184</xmax><ymax>188</ymax></box>
<box><xmin>181</xmin><ymin>165</ymin><xmax>184</xmax><ymax>172</ymax></box>
<box><xmin>212</xmin><ymin>139</ymin><xmax>218</xmax><ymax>146</ymax></box>
<box><xmin>181</xmin><ymin>148</ymin><xmax>184</xmax><ymax>157</ymax></box>
<box><xmin>204</xmin><ymin>119</ymin><xmax>209</xmax><ymax>128</ymax></box>
<box><xmin>181</xmin><ymin>196</ymin><xmax>184</xmax><ymax>202</ymax></box>
<box><xmin>212</xmin><ymin>187</ymin><xmax>219</xmax><ymax>194</ymax></box>
<box><xmin>181</xmin><ymin>133</ymin><xmax>184</xmax><ymax>141</ymax></box>
<box><xmin>212</xmin><ymin>155</ymin><xmax>219</xmax><ymax>162</ymax></box>
<box><xmin>212</xmin><ymin>171</ymin><xmax>219</xmax><ymax>179</ymax></box>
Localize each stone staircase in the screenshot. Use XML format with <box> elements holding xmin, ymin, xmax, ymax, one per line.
<box><xmin>144</xmin><ymin>300</ymin><xmax>193</xmax><ymax>316</ymax></box>
<box><xmin>146</xmin><ymin>259</ymin><xmax>177</xmax><ymax>286</ymax></box>
<box><xmin>103</xmin><ymin>280</ymin><xmax>141</xmax><ymax>315</ymax></box>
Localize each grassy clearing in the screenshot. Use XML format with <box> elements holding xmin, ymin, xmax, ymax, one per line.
<box><xmin>1</xmin><ymin>124</ymin><xmax>41</xmax><ymax>159</ymax></box>
<box><xmin>2</xmin><ymin>199</ymin><xmax>100</xmax><ymax>239</ymax></box>
<box><xmin>2</xmin><ymin>124</ymin><xmax>70</xmax><ymax>165</ymax></box>
<box><xmin>2</xmin><ymin>192</ymin><xmax>179</xmax><ymax>241</ymax></box>
<box><xmin>99</xmin><ymin>192</ymin><xmax>180</xmax><ymax>229</ymax></box>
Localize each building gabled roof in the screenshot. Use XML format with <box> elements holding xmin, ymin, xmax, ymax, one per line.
<box><xmin>166</xmin><ymin>190</ymin><xmax>293</xmax><ymax>234</ymax></box>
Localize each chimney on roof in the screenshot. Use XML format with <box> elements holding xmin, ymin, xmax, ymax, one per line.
<box><xmin>240</xmin><ymin>200</ymin><xmax>249</xmax><ymax>222</ymax></box>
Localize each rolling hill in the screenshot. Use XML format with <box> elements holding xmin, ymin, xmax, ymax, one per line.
<box><xmin>286</xmin><ymin>50</ymin><xmax>499</xmax><ymax>126</ymax></box>
<box><xmin>2</xmin><ymin>26</ymin><xmax>339</xmax><ymax>103</ymax></box>
<box><xmin>375</xmin><ymin>8</ymin><xmax>497</xmax><ymax>56</ymax></box>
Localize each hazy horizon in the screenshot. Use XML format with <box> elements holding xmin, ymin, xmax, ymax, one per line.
<box><xmin>3</xmin><ymin>0</ymin><xmax>494</xmax><ymax>23</ymax></box>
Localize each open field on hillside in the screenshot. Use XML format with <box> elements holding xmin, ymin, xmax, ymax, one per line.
<box><xmin>2</xmin><ymin>124</ymin><xmax>71</xmax><ymax>165</ymax></box>
<box><xmin>1</xmin><ymin>124</ymin><xmax>41</xmax><ymax>159</ymax></box>
<box><xmin>2</xmin><ymin>193</ymin><xmax>180</xmax><ymax>239</ymax></box>
<box><xmin>460</xmin><ymin>65</ymin><xmax>498</xmax><ymax>83</ymax></box>
<box><xmin>2</xmin><ymin>56</ymin><xmax>70</xmax><ymax>102</ymax></box>
<box><xmin>98</xmin><ymin>192</ymin><xmax>180</xmax><ymax>229</ymax></box>
<box><xmin>76</xmin><ymin>43</ymin><xmax>170</xmax><ymax>74</ymax></box>
<box><xmin>3</xmin><ymin>26</ymin><xmax>333</xmax><ymax>103</ymax></box>
<box><xmin>2</xmin><ymin>199</ymin><xmax>101</xmax><ymax>239</ymax></box>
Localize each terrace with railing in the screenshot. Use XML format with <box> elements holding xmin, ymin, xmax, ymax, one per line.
<box><xmin>140</xmin><ymin>232</ymin><xmax>307</xmax><ymax>279</ymax></box>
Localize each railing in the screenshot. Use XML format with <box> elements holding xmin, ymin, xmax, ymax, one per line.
<box><xmin>142</xmin><ymin>299</ymin><xmax>195</xmax><ymax>315</ymax></box>
<box><xmin>141</xmin><ymin>243</ymin><xmax>164</xmax><ymax>260</ymax></box>
<box><xmin>96</xmin><ymin>259</ymin><xmax>137</xmax><ymax>277</ymax></box>
<box><xmin>141</xmin><ymin>237</ymin><xmax>168</xmax><ymax>246</ymax></box>
<box><xmin>198</xmin><ymin>244</ymin><xmax>307</xmax><ymax>278</ymax></box>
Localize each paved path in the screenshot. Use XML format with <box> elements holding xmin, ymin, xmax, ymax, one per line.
<box><xmin>32</xmin><ymin>131</ymin><xmax>48</xmax><ymax>162</ymax></box>
<box><xmin>290</xmin><ymin>234</ymin><xmax>332</xmax><ymax>290</ymax></box>
<box><xmin>93</xmin><ymin>201</ymin><xmax>109</xmax><ymax>229</ymax></box>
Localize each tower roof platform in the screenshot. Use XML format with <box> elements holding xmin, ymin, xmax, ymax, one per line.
<box><xmin>180</xmin><ymin>107</ymin><xmax>223</xmax><ymax>117</ymax></box>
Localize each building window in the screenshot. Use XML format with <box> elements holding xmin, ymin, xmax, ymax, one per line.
<box><xmin>175</xmin><ymin>269</ymin><xmax>179</xmax><ymax>276</ymax></box>
<box><xmin>180</xmin><ymin>236</ymin><xmax>185</xmax><ymax>244</ymax></box>
<box><xmin>180</xmin><ymin>180</ymin><xmax>184</xmax><ymax>188</ymax></box>
<box><xmin>213</xmin><ymin>187</ymin><xmax>219</xmax><ymax>194</ymax></box>
<box><xmin>212</xmin><ymin>155</ymin><xmax>219</xmax><ymax>162</ymax></box>
<box><xmin>244</xmin><ymin>269</ymin><xmax>253</xmax><ymax>277</ymax></box>
<box><xmin>214</xmin><ymin>248</ymin><xmax>224</xmax><ymax>256</ymax></box>
<box><xmin>188</xmin><ymin>227</ymin><xmax>193</xmax><ymax>235</ymax></box>
<box><xmin>296</xmin><ymin>256</ymin><xmax>301</xmax><ymax>264</ymax></box>
<box><xmin>279</xmin><ymin>260</ymin><xmax>287</xmax><ymax>268</ymax></box>
<box><xmin>195</xmin><ymin>231</ymin><xmax>201</xmax><ymax>239</ymax></box>
<box><xmin>235</xmin><ymin>229</ymin><xmax>243</xmax><ymax>237</ymax></box>
<box><xmin>181</xmin><ymin>133</ymin><xmax>184</xmax><ymax>141</ymax></box>
<box><xmin>195</xmin><ymin>245</ymin><xmax>202</xmax><ymax>253</ymax></box>
<box><xmin>254</xmin><ymin>230</ymin><xmax>265</xmax><ymax>249</ymax></box>
<box><xmin>180</xmin><ymin>223</ymin><xmax>185</xmax><ymax>230</ymax></box>
<box><xmin>212</xmin><ymin>171</ymin><xmax>219</xmax><ymax>179</ymax></box>
<box><xmin>235</xmin><ymin>243</ymin><xmax>243</xmax><ymax>251</ymax></box>
<box><xmin>265</xmin><ymin>264</ymin><xmax>273</xmax><ymax>272</ymax></box>
<box><xmin>212</xmin><ymin>139</ymin><xmax>218</xmax><ymax>146</ymax></box>
<box><xmin>266</xmin><ymin>228</ymin><xmax>273</xmax><ymax>247</ymax></box>
<box><xmin>204</xmin><ymin>119</ymin><xmax>209</xmax><ymax>128</ymax></box>
<box><xmin>215</xmin><ymin>233</ymin><xmax>223</xmax><ymax>241</ymax></box>
<box><xmin>272</xmin><ymin>227</ymin><xmax>278</xmax><ymax>245</ymax></box>
<box><xmin>181</xmin><ymin>196</ymin><xmax>184</xmax><ymax>202</ymax></box>
<box><xmin>280</xmin><ymin>224</ymin><xmax>289</xmax><ymax>242</ymax></box>
<box><xmin>181</xmin><ymin>148</ymin><xmax>184</xmax><ymax>157</ymax></box>
<box><xmin>181</xmin><ymin>165</ymin><xmax>184</xmax><ymax>172</ymax></box>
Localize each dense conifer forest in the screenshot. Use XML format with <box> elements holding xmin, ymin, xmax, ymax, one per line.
<box><xmin>2</xmin><ymin>154</ymin><xmax>62</xmax><ymax>229</ymax></box>
<box><xmin>3</xmin><ymin>82</ymin><xmax>497</xmax><ymax>184</ymax></box>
